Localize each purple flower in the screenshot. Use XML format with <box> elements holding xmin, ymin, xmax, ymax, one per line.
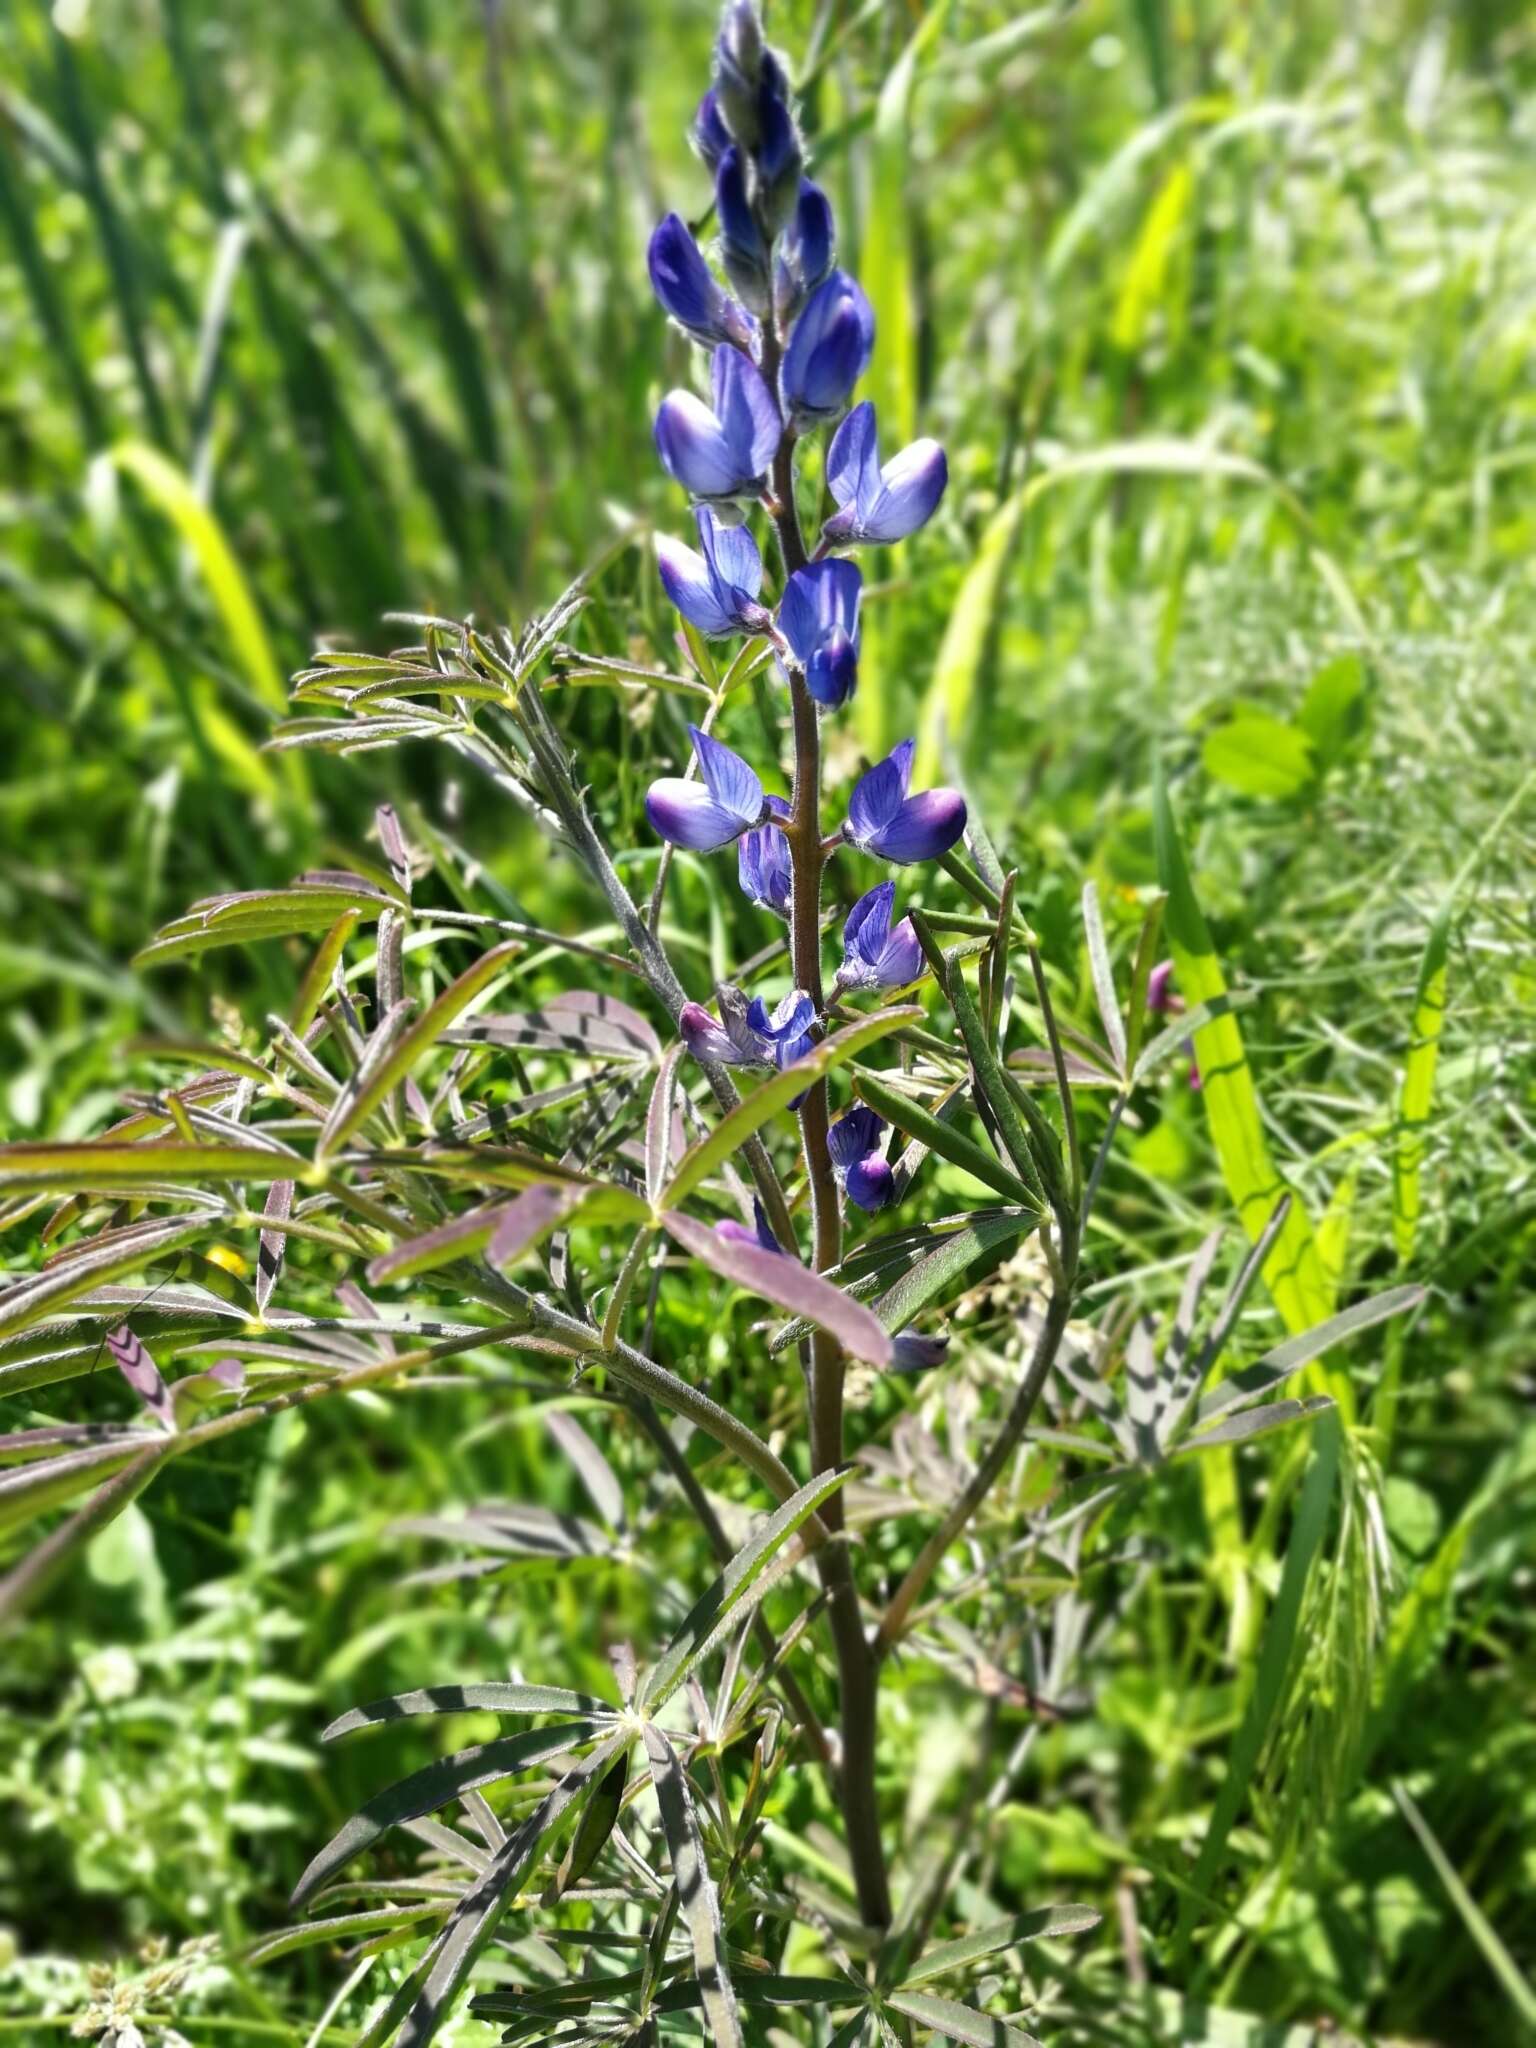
<box><xmin>679</xmin><ymin>987</ymin><xmax>767</xmax><ymax>1066</ymax></box>
<box><xmin>780</xmin><ymin>270</ymin><xmax>874</xmax><ymax>430</ymax></box>
<box><xmin>678</xmin><ymin>984</ymin><xmax>814</xmax><ymax>1072</ymax></box>
<box><xmin>1146</xmin><ymin>959</ymin><xmax>1178</xmax><ymax>1014</ymax></box>
<box><xmin>646</xmin><ymin>725</ymin><xmax>767</xmax><ymax>851</ymax></box>
<box><xmin>775</xmin><ymin>180</ymin><xmax>835</xmax><ymax>325</ymax></box>
<box><xmin>692</xmin><ymin>88</ymin><xmax>733</xmax><ymax>171</ymax></box>
<box><xmin>828</xmin><ymin>1103</ymin><xmax>896</xmax><ymax>1213</ymax></box>
<box><xmin>843</xmin><ymin>739</ymin><xmax>967</xmax><ymax>865</ymax></box>
<box><xmin>738</xmin><ymin>794</ymin><xmax>792</xmax><ymax>915</ymax></box>
<box><xmin>655</xmin><ymin>344</ymin><xmax>780</xmax><ymax>504</ymax></box>
<box><xmin>755</xmin><ymin>92</ymin><xmax>802</xmax><ymax>229</ymax></box>
<box><xmin>822</xmin><ymin>401</ymin><xmax>948</xmax><ymax>546</ymax></box>
<box><xmin>834</xmin><ymin>881</ymin><xmax>922</xmax><ymax>992</ymax></box>
<box><xmin>716</xmin><ymin>1199</ymin><xmax>784</xmax><ymax>1254</ymax></box>
<box><xmin>777</xmin><ymin>558</ymin><xmax>861</xmax><ymax>708</ymax></box>
<box><xmin>657</xmin><ymin>507</ymin><xmax>771</xmax><ymax>640</ymax></box>
<box><xmin>1146</xmin><ymin>959</ymin><xmax>1202</xmax><ymax>1089</ymax></box>
<box><xmin>891</xmin><ymin>1330</ymin><xmax>949</xmax><ymax>1373</ymax></box>
<box><xmin>716</xmin><ymin>147</ymin><xmax>772</xmax><ymax>314</ymax></box>
<box><xmin>648</xmin><ymin>213</ymin><xmax>752</xmax><ymax>350</ymax></box>
<box><xmin>746</xmin><ymin>988</ymin><xmax>817</xmax><ymax>1069</ymax></box>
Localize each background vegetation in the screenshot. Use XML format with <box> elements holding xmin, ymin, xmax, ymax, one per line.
<box><xmin>2</xmin><ymin>0</ymin><xmax>1533</xmax><ymax>2042</ymax></box>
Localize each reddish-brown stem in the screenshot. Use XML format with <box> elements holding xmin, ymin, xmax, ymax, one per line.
<box><xmin>759</xmin><ymin>332</ymin><xmax>892</xmax><ymax>1930</ymax></box>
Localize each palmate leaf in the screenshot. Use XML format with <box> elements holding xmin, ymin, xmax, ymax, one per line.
<box><xmin>317</xmin><ymin>939</ymin><xmax>524</xmax><ymax>1156</ymax></box>
<box><xmin>356</xmin><ymin>1732</ymin><xmax>630</xmax><ymax>2048</ymax></box>
<box><xmin>1192</xmin><ymin>1283</ymin><xmax>1423</xmax><ymax>1430</ymax></box>
<box><xmin>290</xmin><ymin>1721</ymin><xmax>606</xmax><ymax>1908</ymax></box>
<box><xmin>441</xmin><ymin>991</ymin><xmax>660</xmax><ymax>1063</ymax></box>
<box><xmin>0</xmin><ymin>1213</ymin><xmax>214</xmax><ymax>1341</ymax></box>
<box><xmin>642</xmin><ymin>1725</ymin><xmax>741</xmax><ymax>2048</ymax></box>
<box><xmin>639</xmin><ymin>1466</ymin><xmax>853</xmax><ymax>1714</ymax></box>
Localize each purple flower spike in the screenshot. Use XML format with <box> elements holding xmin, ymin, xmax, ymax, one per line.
<box><xmin>828</xmin><ymin>1103</ymin><xmax>897</xmax><ymax>1214</ymax></box>
<box><xmin>777</xmin><ymin>558</ymin><xmax>862</xmax><ymax>708</ymax></box>
<box><xmin>843</xmin><ymin>739</ymin><xmax>967</xmax><ymax>865</ymax></box>
<box><xmin>780</xmin><ymin>270</ymin><xmax>875</xmax><ymax>430</ymax></box>
<box><xmin>738</xmin><ymin>794</ymin><xmax>792</xmax><ymax>916</ymax></box>
<box><xmin>655</xmin><ymin>344</ymin><xmax>780</xmax><ymax>505</ymax></box>
<box><xmin>745</xmin><ymin>988</ymin><xmax>817</xmax><ymax>1070</ymax></box>
<box><xmin>822</xmin><ymin>401</ymin><xmax>948</xmax><ymax>546</ymax></box>
<box><xmin>658</xmin><ymin>507</ymin><xmax>771</xmax><ymax>640</ymax></box>
<box><xmin>716</xmin><ymin>1199</ymin><xmax>784</xmax><ymax>1255</ymax></box>
<box><xmin>835</xmin><ymin>881</ymin><xmax>922</xmax><ymax>992</ymax></box>
<box><xmin>646</xmin><ymin>724</ymin><xmax>766</xmax><ymax>851</ymax></box>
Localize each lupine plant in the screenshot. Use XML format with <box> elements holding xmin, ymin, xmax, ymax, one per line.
<box><xmin>0</xmin><ymin>7</ymin><xmax>1423</xmax><ymax>2045</ymax></box>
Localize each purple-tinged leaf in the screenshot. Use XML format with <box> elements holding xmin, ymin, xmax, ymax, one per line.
<box><xmin>257</xmin><ymin>1178</ymin><xmax>294</xmax><ymax>1314</ymax></box>
<box><xmin>0</xmin><ymin>1213</ymin><xmax>212</xmax><ymax>1342</ymax></box>
<box><xmin>645</xmin><ymin>1044</ymin><xmax>687</xmax><ymax>1205</ymax></box>
<box><xmin>107</xmin><ymin>1325</ymin><xmax>176</xmax><ymax>1432</ymax></box>
<box><xmin>169</xmin><ymin>1358</ymin><xmax>245</xmax><ymax>1427</ymax></box>
<box><xmin>376</xmin><ymin>804</ymin><xmax>414</xmax><ymax>898</ymax></box>
<box><xmin>661</xmin><ymin>1211</ymin><xmax>892</xmax><ymax>1369</ymax></box>
<box><xmin>367</xmin><ymin>1199</ymin><xmax>514</xmax><ymax>1285</ymax></box>
<box><xmin>490</xmin><ymin>1183</ymin><xmax>596</xmax><ymax>1272</ymax></box>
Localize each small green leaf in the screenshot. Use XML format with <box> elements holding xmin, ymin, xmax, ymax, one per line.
<box><xmin>1201</xmin><ymin>711</ymin><xmax>1315</xmax><ymax>799</ymax></box>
